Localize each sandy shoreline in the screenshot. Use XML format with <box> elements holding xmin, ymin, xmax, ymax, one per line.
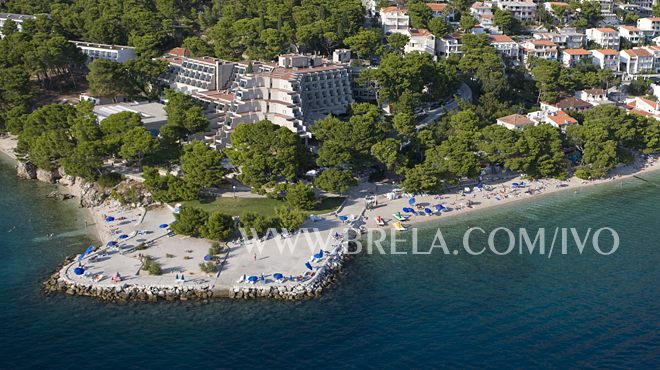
<box><xmin>362</xmin><ymin>154</ymin><xmax>660</xmax><ymax>231</ymax></box>
<box><xmin>3</xmin><ymin>133</ymin><xmax>660</xmax><ymax>300</ymax></box>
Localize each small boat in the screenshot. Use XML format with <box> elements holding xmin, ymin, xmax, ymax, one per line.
<box><xmin>392</xmin><ymin>212</ymin><xmax>409</xmax><ymax>221</ymax></box>
<box><xmin>375</xmin><ymin>216</ymin><xmax>387</xmax><ymax>226</ymax></box>
<box><xmin>393</xmin><ymin>222</ymin><xmax>407</xmax><ymax>231</ymax></box>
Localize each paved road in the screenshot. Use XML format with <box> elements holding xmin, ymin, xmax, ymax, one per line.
<box><xmin>417</xmin><ymin>82</ymin><xmax>473</xmax><ymax>128</ymax></box>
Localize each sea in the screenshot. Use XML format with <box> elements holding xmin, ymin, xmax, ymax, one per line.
<box><xmin>0</xmin><ymin>155</ymin><xmax>658</xmax><ymax>369</ymax></box>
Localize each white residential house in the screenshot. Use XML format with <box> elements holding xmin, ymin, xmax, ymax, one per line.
<box><xmin>496</xmin><ymin>1</ymin><xmax>537</xmax><ymax>21</ymax></box>
<box><xmin>533</xmin><ymin>28</ymin><xmax>585</xmax><ymax>49</ymax></box>
<box><xmin>642</xmin><ymin>45</ymin><xmax>660</xmax><ymax>71</ymax></box>
<box><xmin>470</xmin><ymin>1</ymin><xmax>494</xmax><ymax>17</ymax></box>
<box><xmin>543</xmin><ymin>110</ymin><xmax>578</xmax><ymax>131</ymax></box>
<box><xmin>0</xmin><ymin>13</ymin><xmax>36</xmax><ymax>37</ymax></box>
<box><xmin>619</xmin><ymin>48</ymin><xmax>654</xmax><ymax>75</ymax></box>
<box><xmin>625</xmin><ymin>96</ymin><xmax>660</xmax><ymax>115</ymax></box>
<box><xmin>586</xmin><ymin>28</ymin><xmax>620</xmax><ymax>50</ymax></box>
<box><xmin>403</xmin><ymin>28</ymin><xmax>436</xmax><ymax>57</ymax></box>
<box><xmin>576</xmin><ymin>89</ymin><xmax>613</xmax><ymax>106</ymax></box>
<box><xmin>589</xmin><ymin>49</ymin><xmax>619</xmax><ymax>71</ymax></box>
<box><xmin>70</xmin><ymin>41</ymin><xmax>137</xmax><ymax>63</ymax></box>
<box><xmin>521</xmin><ymin>40</ymin><xmax>558</xmax><ymax>63</ymax></box>
<box><xmin>496</xmin><ymin>113</ymin><xmax>536</xmax><ymax>130</ymax></box>
<box><xmin>544</xmin><ymin>2</ymin><xmax>569</xmax><ymax>12</ymax></box>
<box><xmin>488</xmin><ymin>34</ymin><xmax>520</xmax><ymax>59</ymax></box>
<box><xmin>619</xmin><ymin>26</ymin><xmax>642</xmax><ymax>45</ymax></box>
<box><xmin>427</xmin><ymin>3</ymin><xmax>456</xmax><ymax>21</ymax></box>
<box><xmin>540</xmin><ymin>97</ymin><xmax>593</xmax><ymax>112</ymax></box>
<box><xmin>437</xmin><ymin>33</ymin><xmax>464</xmax><ymax>58</ymax></box>
<box><xmin>380</xmin><ymin>6</ymin><xmax>409</xmax><ymax>34</ymax></box>
<box><xmin>637</xmin><ymin>17</ymin><xmax>660</xmax><ymax>36</ymax></box>
<box><xmin>561</xmin><ymin>48</ymin><xmax>592</xmax><ymax>67</ymax></box>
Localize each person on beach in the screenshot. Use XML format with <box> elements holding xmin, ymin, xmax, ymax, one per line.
<box><xmin>253</xmin><ymin>253</ymin><xmax>257</xmax><ymax>262</ymax></box>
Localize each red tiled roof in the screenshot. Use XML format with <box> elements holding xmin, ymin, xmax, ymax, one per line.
<box><xmin>529</xmin><ymin>40</ymin><xmax>556</xmax><ymax>46</ymax></box>
<box><xmin>553</xmin><ymin>97</ymin><xmax>593</xmax><ymax>110</ymax></box>
<box><xmin>426</xmin><ymin>3</ymin><xmax>448</xmax><ymax>11</ymax></box>
<box><xmin>489</xmin><ymin>34</ymin><xmax>514</xmax><ymax>43</ymax></box>
<box><xmin>591</xmin><ymin>49</ymin><xmax>618</xmax><ymax>55</ymax></box>
<box><xmin>593</xmin><ymin>28</ymin><xmax>617</xmax><ymax>33</ymax></box>
<box><xmin>623</xmin><ymin>48</ymin><xmax>652</xmax><ymax>57</ymax></box>
<box><xmin>381</xmin><ymin>6</ymin><xmax>407</xmax><ymax>13</ymax></box>
<box><xmin>546</xmin><ymin>111</ymin><xmax>578</xmax><ymax>126</ymax></box>
<box><xmin>630</xmin><ymin>108</ymin><xmax>652</xmax><ymax>117</ymax></box>
<box><xmin>497</xmin><ymin>114</ymin><xmax>535</xmax><ymax>126</ymax></box>
<box><xmin>167</xmin><ymin>47</ymin><xmax>191</xmax><ymax>57</ymax></box>
<box><xmin>563</xmin><ymin>48</ymin><xmax>591</xmax><ymax>55</ymax></box>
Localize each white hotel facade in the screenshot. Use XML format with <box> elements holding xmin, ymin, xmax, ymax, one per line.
<box><xmin>161</xmin><ymin>51</ymin><xmax>353</xmax><ymax>147</ymax></box>
<box><xmin>70</xmin><ymin>41</ymin><xmax>137</xmax><ymax>63</ymax></box>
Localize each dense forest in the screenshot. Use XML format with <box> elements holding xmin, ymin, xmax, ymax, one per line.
<box><xmin>1</xmin><ymin>0</ymin><xmax>660</xmax><ymax>210</ymax></box>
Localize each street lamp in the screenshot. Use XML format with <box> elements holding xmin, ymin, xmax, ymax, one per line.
<box><xmin>232</xmin><ymin>185</ymin><xmax>236</xmax><ymax>198</ymax></box>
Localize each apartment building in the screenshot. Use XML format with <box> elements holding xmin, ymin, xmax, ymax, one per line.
<box><xmin>222</xmin><ymin>55</ymin><xmax>353</xmax><ymax>140</ymax></box>
<box><xmin>533</xmin><ymin>28</ymin><xmax>585</xmax><ymax>49</ymax></box>
<box><xmin>637</xmin><ymin>17</ymin><xmax>660</xmax><ymax>36</ymax></box>
<box><xmin>521</xmin><ymin>40</ymin><xmax>558</xmax><ymax>63</ymax></box>
<box><xmin>495</xmin><ymin>1</ymin><xmax>537</xmax><ymax>21</ymax></box>
<box><xmin>619</xmin><ymin>48</ymin><xmax>654</xmax><ymax>75</ymax></box>
<box><xmin>426</xmin><ymin>3</ymin><xmax>456</xmax><ymax>21</ymax></box>
<box><xmin>590</xmin><ymin>49</ymin><xmax>620</xmax><ymax>71</ymax></box>
<box><xmin>586</xmin><ymin>28</ymin><xmax>620</xmax><ymax>50</ymax></box>
<box><xmin>0</xmin><ymin>13</ymin><xmax>36</xmax><ymax>36</ymax></box>
<box><xmin>437</xmin><ymin>33</ymin><xmax>464</xmax><ymax>58</ymax></box>
<box><xmin>70</xmin><ymin>41</ymin><xmax>137</xmax><ymax>63</ymax></box>
<box><xmin>619</xmin><ymin>26</ymin><xmax>642</xmax><ymax>45</ymax></box>
<box><xmin>379</xmin><ymin>6</ymin><xmax>409</xmax><ymax>33</ymax></box>
<box><xmin>470</xmin><ymin>2</ymin><xmax>494</xmax><ymax>19</ymax></box>
<box><xmin>561</xmin><ymin>49</ymin><xmax>592</xmax><ymax>67</ymax></box>
<box><xmin>488</xmin><ymin>34</ymin><xmax>520</xmax><ymax>60</ymax></box>
<box><xmin>402</xmin><ymin>28</ymin><xmax>436</xmax><ymax>57</ymax></box>
<box><xmin>161</xmin><ymin>49</ymin><xmax>234</xmax><ymax>94</ymax></box>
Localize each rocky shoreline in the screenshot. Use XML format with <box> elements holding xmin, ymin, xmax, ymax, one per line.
<box><xmin>42</xmin><ymin>244</ymin><xmax>356</xmax><ymax>303</ymax></box>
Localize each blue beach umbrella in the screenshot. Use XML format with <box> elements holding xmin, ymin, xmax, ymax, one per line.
<box><xmin>159</xmin><ymin>223</ymin><xmax>169</xmax><ymax>229</ymax></box>
<box><xmin>203</xmin><ymin>255</ymin><xmax>212</xmax><ymax>262</ymax></box>
<box><xmin>73</xmin><ymin>267</ymin><xmax>85</xmax><ymax>275</ymax></box>
<box><xmin>273</xmin><ymin>273</ymin><xmax>284</xmax><ymax>280</ymax></box>
<box><xmin>403</xmin><ymin>207</ymin><xmax>413</xmax><ymax>213</ymax></box>
<box><xmin>118</xmin><ymin>234</ymin><xmax>129</xmax><ymax>239</ymax></box>
<box><xmin>434</xmin><ymin>204</ymin><xmax>445</xmax><ymax>211</ymax></box>
<box><xmin>305</xmin><ymin>262</ymin><xmax>313</xmax><ymax>270</ymax></box>
<box><xmin>338</xmin><ymin>215</ymin><xmax>348</xmax><ymax>221</ymax></box>
<box><xmin>408</xmin><ymin>197</ymin><xmax>416</xmax><ymax>205</ymax></box>
<box><xmin>313</xmin><ymin>250</ymin><xmax>324</xmax><ymax>259</ymax></box>
<box><xmin>248</xmin><ymin>276</ymin><xmax>258</xmax><ymax>282</ymax></box>
<box><xmin>107</xmin><ymin>241</ymin><xmax>117</xmax><ymax>247</ymax></box>
<box><xmin>424</xmin><ymin>208</ymin><xmax>432</xmax><ymax>214</ymax></box>
<box><xmin>105</xmin><ymin>216</ymin><xmax>115</xmax><ymax>222</ymax></box>
<box><xmin>78</xmin><ymin>245</ymin><xmax>95</xmax><ymax>261</ymax></box>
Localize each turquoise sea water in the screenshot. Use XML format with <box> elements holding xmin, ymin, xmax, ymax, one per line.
<box><xmin>0</xmin><ymin>156</ymin><xmax>658</xmax><ymax>369</ymax></box>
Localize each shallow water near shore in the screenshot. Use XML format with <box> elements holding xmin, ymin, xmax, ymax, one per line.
<box><xmin>0</xmin><ymin>157</ymin><xmax>658</xmax><ymax>369</ymax></box>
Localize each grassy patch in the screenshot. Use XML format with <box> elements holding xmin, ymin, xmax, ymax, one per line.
<box><xmin>180</xmin><ymin>196</ymin><xmax>345</xmax><ymax>217</ymax></box>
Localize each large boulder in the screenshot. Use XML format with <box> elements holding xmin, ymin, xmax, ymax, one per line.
<box><xmin>16</xmin><ymin>161</ymin><xmax>37</xmax><ymax>180</ymax></box>
<box><xmin>79</xmin><ymin>180</ymin><xmax>108</xmax><ymax>208</ymax></box>
<box><xmin>36</xmin><ymin>167</ymin><xmax>61</xmax><ymax>183</ymax></box>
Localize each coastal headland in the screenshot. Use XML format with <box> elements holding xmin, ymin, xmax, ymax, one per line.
<box><xmin>2</xmin><ymin>134</ymin><xmax>660</xmax><ymax>302</ymax></box>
